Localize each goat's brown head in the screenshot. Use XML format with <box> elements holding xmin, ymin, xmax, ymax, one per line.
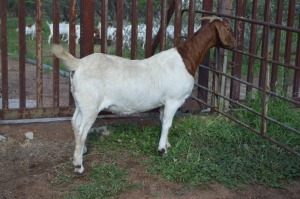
<box><xmin>215</xmin><ymin>19</ymin><xmax>236</xmax><ymax>49</ymax></box>
<box><xmin>201</xmin><ymin>16</ymin><xmax>236</xmax><ymax>49</ymax></box>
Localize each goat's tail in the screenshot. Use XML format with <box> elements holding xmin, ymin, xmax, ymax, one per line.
<box><xmin>51</xmin><ymin>44</ymin><xmax>79</xmax><ymax>71</ymax></box>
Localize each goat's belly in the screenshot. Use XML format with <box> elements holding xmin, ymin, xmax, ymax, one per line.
<box><xmin>105</xmin><ymin>101</ymin><xmax>163</xmax><ymax>115</ymax></box>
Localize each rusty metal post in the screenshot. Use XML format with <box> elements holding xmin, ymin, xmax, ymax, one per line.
<box><xmin>197</xmin><ymin>0</ymin><xmax>213</xmax><ymax>109</ymax></box>
<box><xmin>1</xmin><ymin>0</ymin><xmax>8</xmax><ymax>110</ymax></box>
<box><xmin>36</xmin><ymin>0</ymin><xmax>43</xmax><ymax>108</ymax></box>
<box><xmin>69</xmin><ymin>0</ymin><xmax>76</xmax><ymax>106</ymax></box>
<box><xmin>293</xmin><ymin>17</ymin><xmax>300</xmax><ymax>98</ymax></box>
<box><xmin>145</xmin><ymin>0</ymin><xmax>153</xmax><ymax>58</ymax></box>
<box><xmin>217</xmin><ymin>0</ymin><xmax>233</xmax><ymax>111</ymax></box>
<box><xmin>174</xmin><ymin>0</ymin><xmax>182</xmax><ymax>47</ymax></box>
<box><xmin>80</xmin><ymin>0</ymin><xmax>95</xmax><ymax>57</ymax></box>
<box><xmin>53</xmin><ymin>0</ymin><xmax>60</xmax><ymax>107</ymax></box>
<box><xmin>100</xmin><ymin>0</ymin><xmax>107</xmax><ymax>54</ymax></box>
<box><xmin>131</xmin><ymin>0</ymin><xmax>138</xmax><ymax>59</ymax></box>
<box><xmin>187</xmin><ymin>0</ymin><xmax>195</xmax><ymax>39</ymax></box>
<box><xmin>230</xmin><ymin>0</ymin><xmax>246</xmax><ymax>101</ymax></box>
<box><xmin>160</xmin><ymin>0</ymin><xmax>167</xmax><ymax>51</ymax></box>
<box><xmin>18</xmin><ymin>0</ymin><xmax>26</xmax><ymax>108</ymax></box>
<box><xmin>282</xmin><ymin>0</ymin><xmax>295</xmax><ymax>95</ymax></box>
<box><xmin>260</xmin><ymin>0</ymin><xmax>271</xmax><ymax>138</ymax></box>
<box><xmin>270</xmin><ymin>0</ymin><xmax>283</xmax><ymax>93</ymax></box>
<box><xmin>246</xmin><ymin>0</ymin><xmax>258</xmax><ymax>93</ymax></box>
<box><xmin>69</xmin><ymin>0</ymin><xmax>76</xmax><ymax>56</ymax></box>
<box><xmin>116</xmin><ymin>0</ymin><xmax>123</xmax><ymax>57</ymax></box>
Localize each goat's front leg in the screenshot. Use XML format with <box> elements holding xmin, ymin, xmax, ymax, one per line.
<box><xmin>158</xmin><ymin>101</ymin><xmax>181</xmax><ymax>156</ymax></box>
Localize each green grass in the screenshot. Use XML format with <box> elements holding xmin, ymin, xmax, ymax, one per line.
<box><xmin>67</xmin><ymin>163</ymin><xmax>129</xmax><ymax>199</ymax></box>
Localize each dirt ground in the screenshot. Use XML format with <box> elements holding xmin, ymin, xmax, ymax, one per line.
<box><xmin>0</xmin><ymin>120</ymin><xmax>299</xmax><ymax>199</ymax></box>
<box><xmin>0</xmin><ymin>57</ymin><xmax>299</xmax><ymax>199</ymax></box>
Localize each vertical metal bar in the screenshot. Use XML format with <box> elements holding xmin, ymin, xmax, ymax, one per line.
<box><xmin>246</xmin><ymin>0</ymin><xmax>258</xmax><ymax>93</ymax></box>
<box><xmin>197</xmin><ymin>0</ymin><xmax>213</xmax><ymax>108</ymax></box>
<box><xmin>260</xmin><ymin>0</ymin><xmax>271</xmax><ymax>137</ymax></box>
<box><xmin>187</xmin><ymin>0</ymin><xmax>195</xmax><ymax>39</ymax></box>
<box><xmin>100</xmin><ymin>0</ymin><xmax>108</xmax><ymax>54</ymax></box>
<box><xmin>160</xmin><ymin>0</ymin><xmax>167</xmax><ymax>51</ymax></box>
<box><xmin>116</xmin><ymin>0</ymin><xmax>123</xmax><ymax>57</ymax></box>
<box><xmin>270</xmin><ymin>0</ymin><xmax>283</xmax><ymax>92</ymax></box>
<box><xmin>217</xmin><ymin>0</ymin><xmax>233</xmax><ymax>111</ymax></box>
<box><xmin>219</xmin><ymin>49</ymin><xmax>228</xmax><ymax>111</ymax></box>
<box><xmin>214</xmin><ymin>47</ymin><xmax>220</xmax><ymax>109</ymax></box>
<box><xmin>293</xmin><ymin>16</ymin><xmax>300</xmax><ymax>98</ymax></box>
<box><xmin>80</xmin><ymin>0</ymin><xmax>95</xmax><ymax>57</ymax></box>
<box><xmin>69</xmin><ymin>0</ymin><xmax>76</xmax><ymax>106</ymax></box>
<box><xmin>53</xmin><ymin>0</ymin><xmax>60</xmax><ymax>107</ymax></box>
<box><xmin>145</xmin><ymin>0</ymin><xmax>153</xmax><ymax>58</ymax></box>
<box><xmin>230</xmin><ymin>0</ymin><xmax>246</xmax><ymax>101</ymax></box>
<box><xmin>174</xmin><ymin>0</ymin><xmax>182</xmax><ymax>47</ymax></box>
<box><xmin>151</xmin><ymin>0</ymin><xmax>175</xmax><ymax>55</ymax></box>
<box><xmin>36</xmin><ymin>0</ymin><xmax>43</xmax><ymax>108</ymax></box>
<box><xmin>1</xmin><ymin>0</ymin><xmax>8</xmax><ymax>110</ymax></box>
<box><xmin>69</xmin><ymin>0</ymin><xmax>76</xmax><ymax>56</ymax></box>
<box><xmin>18</xmin><ymin>0</ymin><xmax>26</xmax><ymax>108</ymax></box>
<box><xmin>131</xmin><ymin>0</ymin><xmax>138</xmax><ymax>60</ymax></box>
<box><xmin>282</xmin><ymin>0</ymin><xmax>295</xmax><ymax>95</ymax></box>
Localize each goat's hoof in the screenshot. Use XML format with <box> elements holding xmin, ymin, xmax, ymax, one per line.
<box><xmin>74</xmin><ymin>165</ymin><xmax>84</xmax><ymax>174</ymax></box>
<box><xmin>157</xmin><ymin>148</ymin><xmax>166</xmax><ymax>156</ymax></box>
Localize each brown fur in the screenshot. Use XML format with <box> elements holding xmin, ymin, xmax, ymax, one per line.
<box><xmin>177</xmin><ymin>18</ymin><xmax>235</xmax><ymax>76</ymax></box>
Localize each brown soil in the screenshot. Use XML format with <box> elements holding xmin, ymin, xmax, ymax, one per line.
<box><xmin>0</xmin><ymin>57</ymin><xmax>299</xmax><ymax>199</ymax></box>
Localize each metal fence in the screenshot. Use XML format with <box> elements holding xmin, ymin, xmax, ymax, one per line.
<box><xmin>0</xmin><ymin>0</ymin><xmax>299</xmax><ymax>157</ymax></box>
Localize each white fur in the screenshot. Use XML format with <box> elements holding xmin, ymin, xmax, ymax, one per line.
<box><xmin>52</xmin><ymin>45</ymin><xmax>194</xmax><ymax>173</ymax></box>
<box><xmin>16</xmin><ymin>24</ymin><xmax>36</xmax><ymax>40</ymax></box>
<box><xmin>47</xmin><ymin>21</ymin><xmax>70</xmax><ymax>44</ymax></box>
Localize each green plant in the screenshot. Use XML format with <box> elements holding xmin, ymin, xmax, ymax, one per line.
<box><xmin>70</xmin><ymin>163</ymin><xmax>129</xmax><ymax>199</ymax></box>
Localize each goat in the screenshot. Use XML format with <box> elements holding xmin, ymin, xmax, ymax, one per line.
<box><xmin>52</xmin><ymin>16</ymin><xmax>236</xmax><ymax>174</ymax></box>
<box><xmin>16</xmin><ymin>23</ymin><xmax>36</xmax><ymax>40</ymax></box>
<box><xmin>47</xmin><ymin>21</ymin><xmax>70</xmax><ymax>44</ymax></box>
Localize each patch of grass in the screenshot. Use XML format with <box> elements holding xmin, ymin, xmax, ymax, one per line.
<box><xmin>89</xmin><ymin>112</ymin><xmax>299</xmax><ymax>189</ymax></box>
<box><xmin>67</xmin><ymin>163</ymin><xmax>129</xmax><ymax>199</ymax></box>
<box><xmin>233</xmin><ymin>94</ymin><xmax>300</xmax><ymax>151</ymax></box>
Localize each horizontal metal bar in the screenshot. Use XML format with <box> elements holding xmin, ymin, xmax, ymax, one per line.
<box><xmin>199</xmin><ymin>64</ymin><xmax>300</xmax><ymax>106</ymax></box>
<box><xmin>233</xmin><ymin>49</ymin><xmax>300</xmax><ymax>71</ymax></box>
<box><xmin>186</xmin><ymin>9</ymin><xmax>300</xmax><ymax>33</ymax></box>
<box><xmin>191</xmin><ymin>96</ymin><xmax>300</xmax><ymax>158</ymax></box>
<box><xmin>194</xmin><ymin>83</ymin><xmax>300</xmax><ymax>136</ymax></box>
<box><xmin>0</xmin><ymin>107</ymin><xmax>75</xmax><ymax>120</ymax></box>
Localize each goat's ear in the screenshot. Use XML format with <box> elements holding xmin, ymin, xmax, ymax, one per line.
<box><xmin>215</xmin><ymin>20</ymin><xmax>232</xmax><ymax>46</ymax></box>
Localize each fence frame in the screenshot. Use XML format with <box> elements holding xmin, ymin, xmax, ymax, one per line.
<box><xmin>0</xmin><ymin>0</ymin><xmax>299</xmax><ymax>157</ymax></box>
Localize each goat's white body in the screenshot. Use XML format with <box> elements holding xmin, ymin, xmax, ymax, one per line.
<box><xmin>53</xmin><ymin>45</ymin><xmax>193</xmax><ymax>173</ymax></box>
<box><xmin>16</xmin><ymin>24</ymin><xmax>36</xmax><ymax>40</ymax></box>
<box><xmin>72</xmin><ymin>48</ymin><xmax>193</xmax><ymax>115</ymax></box>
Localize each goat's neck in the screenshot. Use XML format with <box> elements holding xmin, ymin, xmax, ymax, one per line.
<box><xmin>177</xmin><ymin>25</ymin><xmax>217</xmax><ymax>76</ymax></box>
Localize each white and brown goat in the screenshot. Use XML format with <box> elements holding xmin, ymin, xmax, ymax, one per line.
<box><xmin>52</xmin><ymin>16</ymin><xmax>236</xmax><ymax>174</ymax></box>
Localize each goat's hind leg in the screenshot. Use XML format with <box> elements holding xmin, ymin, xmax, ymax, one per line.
<box><xmin>72</xmin><ymin>109</ymin><xmax>98</xmax><ymax>174</ymax></box>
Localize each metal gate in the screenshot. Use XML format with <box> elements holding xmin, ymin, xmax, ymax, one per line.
<box><xmin>0</xmin><ymin>0</ymin><xmax>299</xmax><ymax>156</ymax></box>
